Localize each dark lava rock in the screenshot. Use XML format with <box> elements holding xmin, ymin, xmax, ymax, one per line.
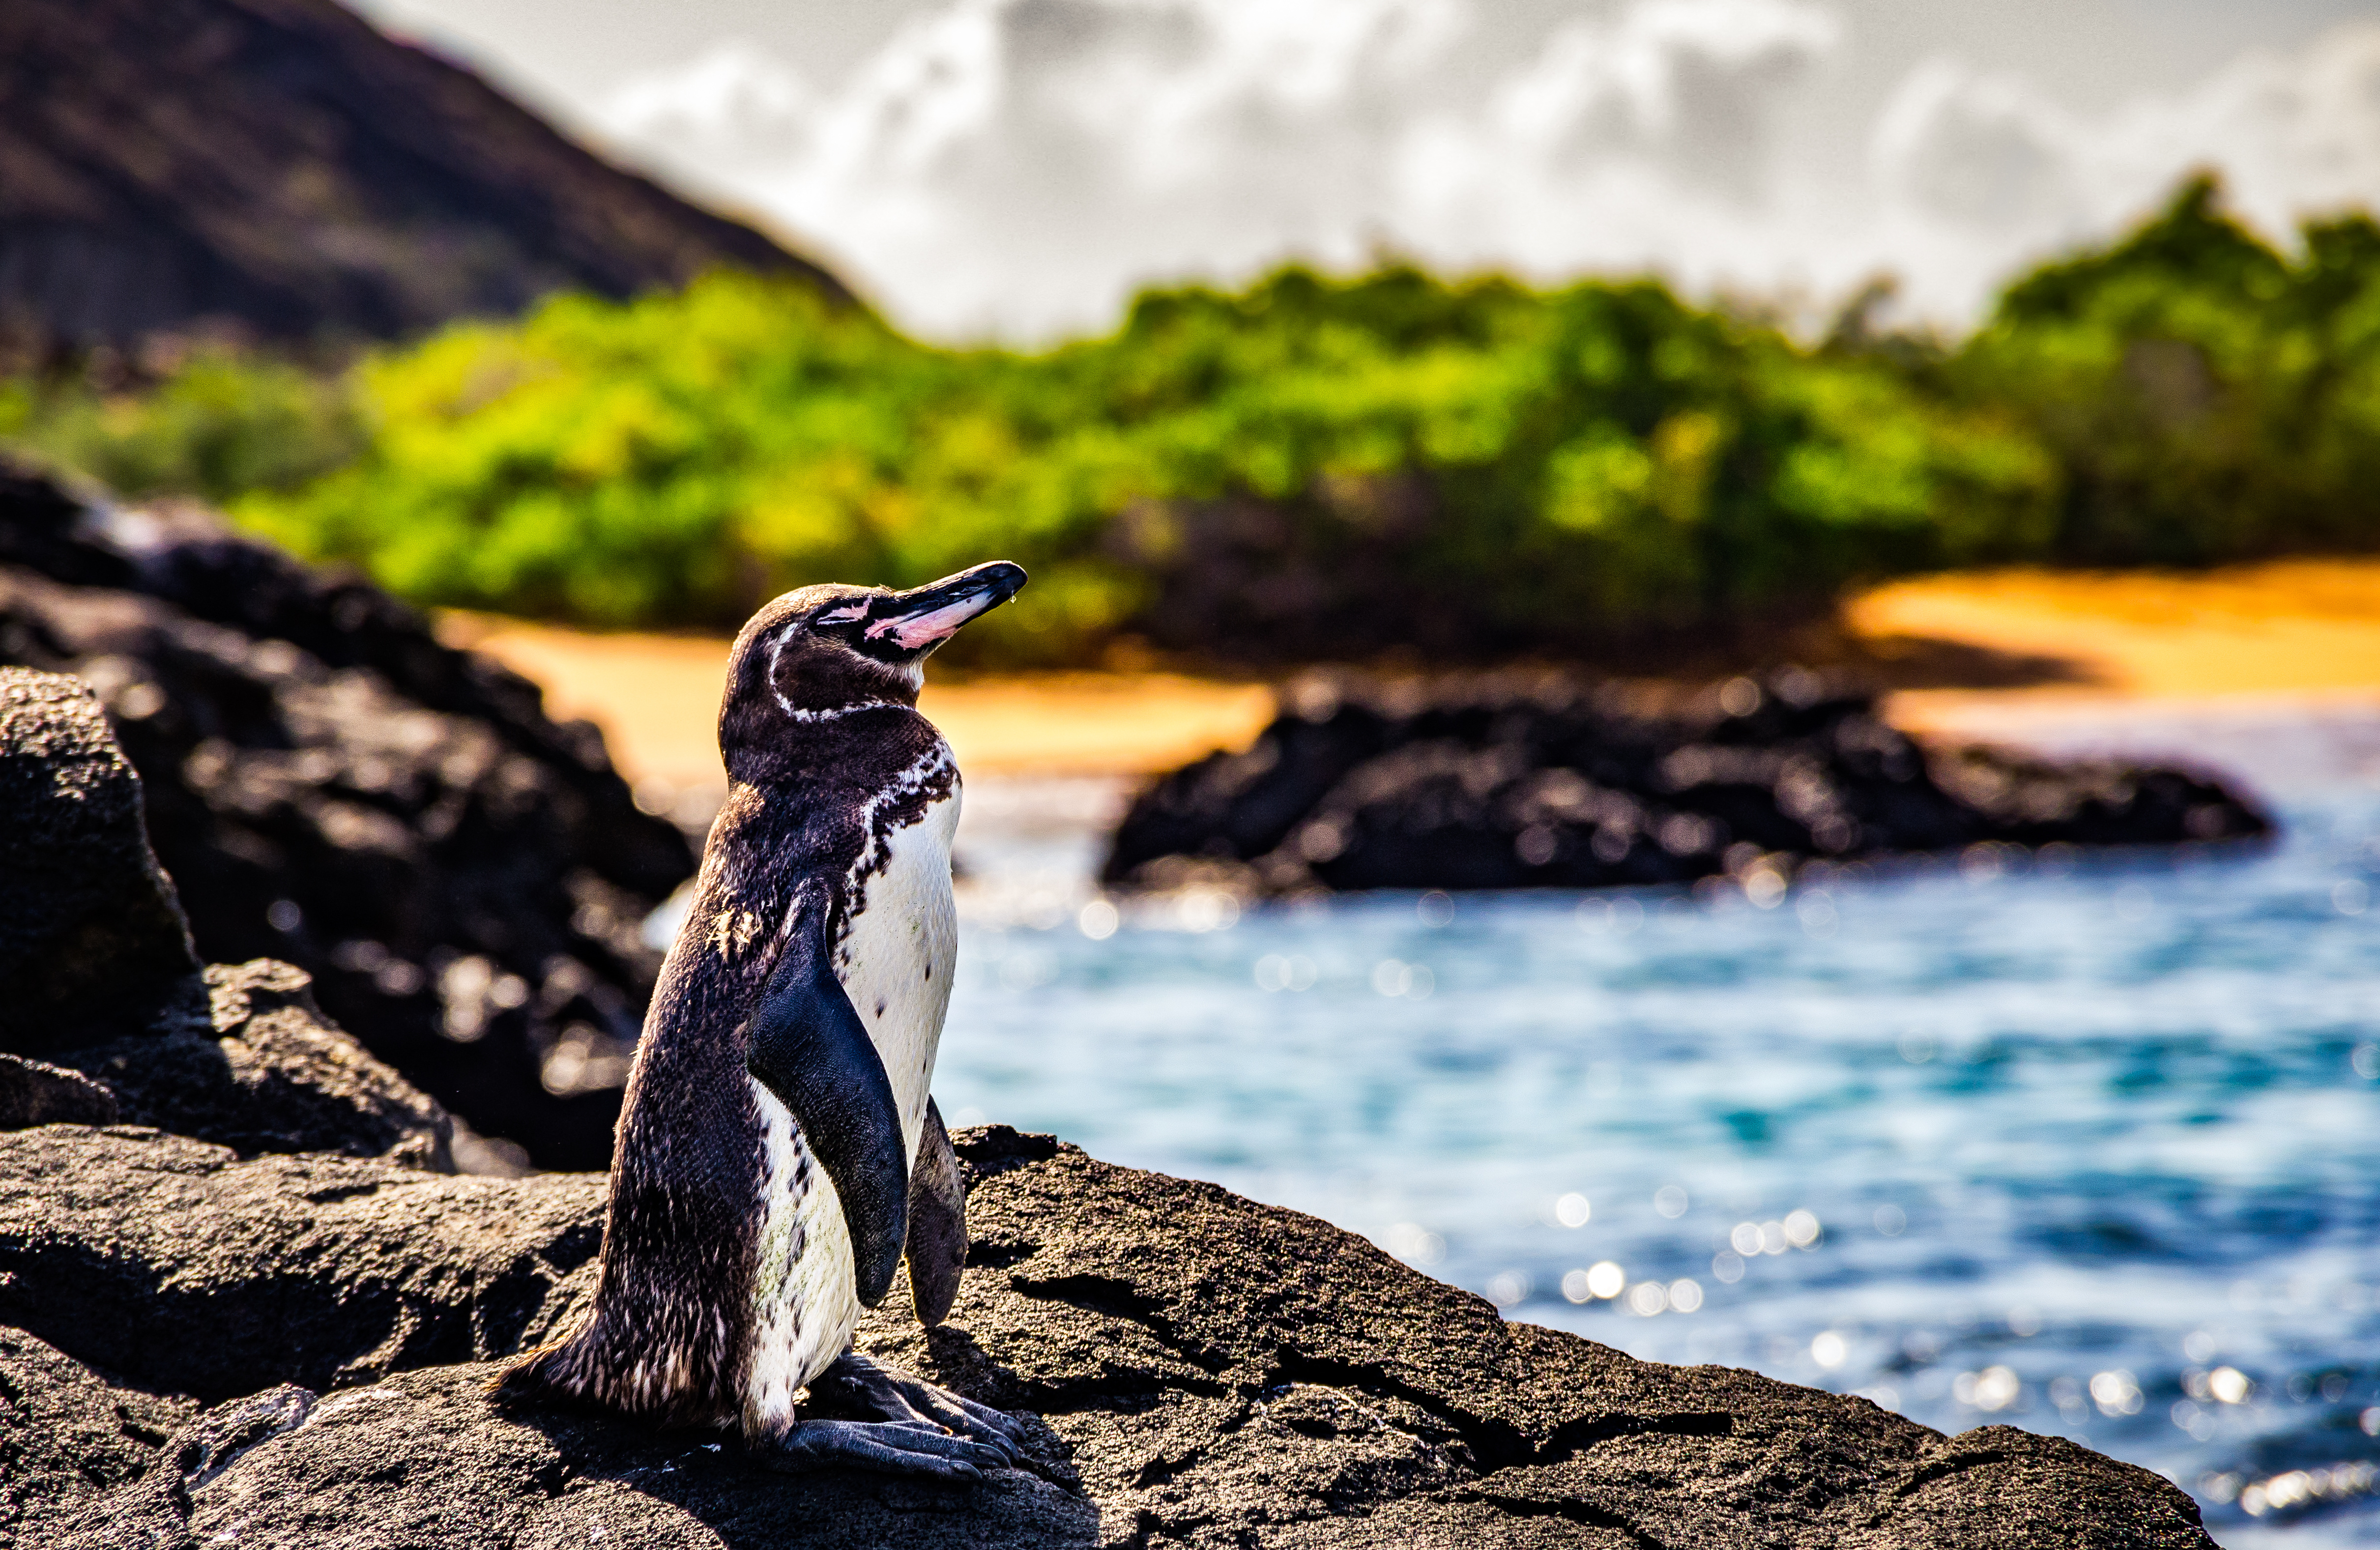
<box><xmin>0</xmin><ymin>1054</ymin><xmax>118</xmax><ymax>1128</ymax></box>
<box><xmin>0</xmin><ymin>1124</ymin><xmax>2215</xmax><ymax>1548</ymax></box>
<box><xmin>0</xmin><ymin>0</ymin><xmax>846</xmax><ymax>350</ymax></box>
<box><xmin>0</xmin><ymin>667</ymin><xmax>203</xmax><ymax>1050</ymax></box>
<box><xmin>1105</xmin><ymin>670</ymin><xmax>2271</xmax><ymax>894</ymax></box>
<box><xmin>0</xmin><ymin>467</ymin><xmax>698</xmax><ymax>1166</ymax></box>
<box><xmin>60</xmin><ymin>959</ymin><xmax>453</xmax><ymax>1170</ymax></box>
<box><xmin>0</xmin><ymin>1128</ymin><xmax>600</xmax><ymax>1405</ymax></box>
<box><xmin>0</xmin><ymin>1323</ymin><xmax>198</xmax><ymax>1544</ymax></box>
<box><xmin>0</xmin><ymin>660</ymin><xmax>458</xmax><ymax>1169</ymax></box>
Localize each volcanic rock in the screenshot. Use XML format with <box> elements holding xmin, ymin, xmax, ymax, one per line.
<box><xmin>0</xmin><ymin>467</ymin><xmax>696</xmax><ymax>1166</ymax></box>
<box><xmin>60</xmin><ymin>959</ymin><xmax>453</xmax><ymax>1169</ymax></box>
<box><xmin>0</xmin><ymin>668</ymin><xmax>203</xmax><ymax>1049</ymax></box>
<box><xmin>1</xmin><ymin>661</ymin><xmax>454</xmax><ymax>1168</ymax></box>
<box><xmin>0</xmin><ymin>1123</ymin><xmax>2216</xmax><ymax>1548</ymax></box>
<box><xmin>0</xmin><ymin>0</ymin><xmax>846</xmax><ymax>350</ymax></box>
<box><xmin>1105</xmin><ymin>670</ymin><xmax>2270</xmax><ymax>894</ymax></box>
<box><xmin>0</xmin><ymin>1323</ymin><xmax>198</xmax><ymax>1544</ymax></box>
<box><xmin>0</xmin><ymin>1128</ymin><xmax>598</xmax><ymax>1406</ymax></box>
<box><xmin>0</xmin><ymin>1054</ymin><xmax>118</xmax><ymax>1129</ymax></box>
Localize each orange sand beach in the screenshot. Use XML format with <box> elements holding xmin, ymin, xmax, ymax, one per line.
<box><xmin>439</xmin><ymin>558</ymin><xmax>2380</xmax><ymax>793</ymax></box>
<box><xmin>1857</xmin><ymin>560</ymin><xmax>2380</xmax><ymax>744</ymax></box>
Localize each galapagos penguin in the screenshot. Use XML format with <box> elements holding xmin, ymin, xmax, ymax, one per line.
<box><xmin>500</xmin><ymin>561</ymin><xmax>1028</xmax><ymax>1481</ymax></box>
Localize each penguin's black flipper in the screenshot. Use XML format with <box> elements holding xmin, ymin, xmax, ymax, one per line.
<box><xmin>904</xmin><ymin>1097</ymin><xmax>967</xmax><ymax>1326</ymax></box>
<box><xmin>745</xmin><ymin>902</ymin><xmax>908</xmax><ymax>1309</ymax></box>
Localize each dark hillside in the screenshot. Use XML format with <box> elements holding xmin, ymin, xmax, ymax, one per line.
<box><xmin>0</xmin><ymin>0</ymin><xmax>847</xmax><ymax>349</ymax></box>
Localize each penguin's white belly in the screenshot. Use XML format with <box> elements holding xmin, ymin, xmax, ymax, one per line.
<box><xmin>742</xmin><ymin>788</ymin><xmax>960</xmax><ymax>1436</ymax></box>
<box><xmin>835</xmin><ymin>789</ymin><xmax>961</xmax><ymax>1163</ymax></box>
<box><xmin>741</xmin><ymin>1086</ymin><xmax>853</xmax><ymax>1436</ymax></box>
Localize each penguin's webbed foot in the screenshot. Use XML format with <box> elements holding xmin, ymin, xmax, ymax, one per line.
<box><xmin>766</xmin><ymin>1418</ymin><xmax>1007</xmax><ymax>1483</ymax></box>
<box><xmin>806</xmin><ymin>1350</ymin><xmax>1028</xmax><ymax>1467</ymax></box>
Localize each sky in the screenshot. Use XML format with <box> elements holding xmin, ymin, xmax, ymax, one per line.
<box><xmin>350</xmin><ymin>0</ymin><xmax>2380</xmax><ymax>343</ymax></box>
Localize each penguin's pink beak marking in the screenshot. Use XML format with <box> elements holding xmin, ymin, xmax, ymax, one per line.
<box><xmin>858</xmin><ymin>562</ymin><xmax>1027</xmax><ymax>651</ymax></box>
<box><xmin>864</xmin><ymin>597</ymin><xmax>995</xmax><ymax>650</ymax></box>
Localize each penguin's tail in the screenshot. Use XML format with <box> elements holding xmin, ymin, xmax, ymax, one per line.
<box><xmin>489</xmin><ymin>1322</ymin><xmax>738</xmax><ymax>1430</ymax></box>
<box><xmin>488</xmin><ymin>1335</ymin><xmax>586</xmax><ymax>1406</ymax></box>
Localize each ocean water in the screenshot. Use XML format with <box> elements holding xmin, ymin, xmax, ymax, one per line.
<box><xmin>935</xmin><ymin>706</ymin><xmax>2380</xmax><ymax>1547</ymax></box>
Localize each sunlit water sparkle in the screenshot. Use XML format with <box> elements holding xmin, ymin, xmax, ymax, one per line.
<box><xmin>930</xmin><ymin>712</ymin><xmax>2380</xmax><ymax>1547</ymax></box>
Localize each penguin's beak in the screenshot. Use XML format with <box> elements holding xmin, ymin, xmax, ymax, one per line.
<box><xmin>863</xmin><ymin>561</ymin><xmax>1028</xmax><ymax>653</ymax></box>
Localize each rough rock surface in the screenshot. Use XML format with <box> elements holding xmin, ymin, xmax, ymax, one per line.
<box><xmin>0</xmin><ymin>467</ymin><xmax>697</xmax><ymax>1166</ymax></box>
<box><xmin>0</xmin><ymin>0</ymin><xmax>846</xmax><ymax>349</ymax></box>
<box><xmin>0</xmin><ymin>1128</ymin><xmax>599</xmax><ymax>1405</ymax></box>
<box><xmin>0</xmin><ymin>667</ymin><xmax>202</xmax><ymax>1049</ymax></box>
<box><xmin>1105</xmin><ymin>670</ymin><xmax>2270</xmax><ymax>894</ymax></box>
<box><xmin>1</xmin><ymin>662</ymin><xmax>456</xmax><ymax>1168</ymax></box>
<box><xmin>61</xmin><ymin>959</ymin><xmax>453</xmax><ymax>1169</ymax></box>
<box><xmin>0</xmin><ymin>1054</ymin><xmax>119</xmax><ymax>1128</ymax></box>
<box><xmin>0</xmin><ymin>1124</ymin><xmax>2215</xmax><ymax>1548</ymax></box>
<box><xmin>0</xmin><ymin>1323</ymin><xmax>197</xmax><ymax>1544</ymax></box>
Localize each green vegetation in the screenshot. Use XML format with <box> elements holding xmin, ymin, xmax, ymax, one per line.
<box><xmin>1</xmin><ymin>349</ymin><xmax>364</xmax><ymax>508</ymax></box>
<box><xmin>1948</xmin><ymin>177</ymin><xmax>2380</xmax><ymax>568</ymax></box>
<box><xmin>6</xmin><ymin>177</ymin><xmax>2376</xmax><ymax>664</ymax></box>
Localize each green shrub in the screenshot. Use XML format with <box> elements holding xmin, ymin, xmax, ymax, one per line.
<box><xmin>4</xmin><ymin>350</ymin><xmax>363</xmax><ymax>506</ymax></box>
<box><xmin>1948</xmin><ymin>175</ymin><xmax>2380</xmax><ymax>565</ymax></box>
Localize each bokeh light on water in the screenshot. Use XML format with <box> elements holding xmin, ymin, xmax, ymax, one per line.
<box><xmin>937</xmin><ymin>717</ymin><xmax>2380</xmax><ymax>1547</ymax></box>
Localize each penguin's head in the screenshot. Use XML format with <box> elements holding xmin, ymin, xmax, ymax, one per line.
<box><xmin>720</xmin><ymin>561</ymin><xmax>1027</xmax><ymax>756</ymax></box>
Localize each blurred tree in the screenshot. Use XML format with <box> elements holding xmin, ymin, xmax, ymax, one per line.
<box><xmin>1953</xmin><ymin>173</ymin><xmax>2380</xmax><ymax>565</ymax></box>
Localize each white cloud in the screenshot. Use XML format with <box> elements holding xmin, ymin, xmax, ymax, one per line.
<box><xmin>1391</xmin><ymin>0</ymin><xmax>1843</xmax><ymax>303</ymax></box>
<box><xmin>1866</xmin><ymin>23</ymin><xmax>2380</xmax><ymax>318</ymax></box>
<box><xmin>600</xmin><ymin>4</ymin><xmax>2380</xmax><ymax>341</ymax></box>
<box><xmin>605</xmin><ymin>41</ymin><xmax>818</xmax><ymax>184</ymax></box>
<box><xmin>2103</xmin><ymin>23</ymin><xmax>2380</xmax><ymax>236</ymax></box>
<box><xmin>1480</xmin><ymin>0</ymin><xmax>1840</xmax><ymax>191</ymax></box>
<box><xmin>1871</xmin><ymin>61</ymin><xmax>2090</xmax><ymax>234</ymax></box>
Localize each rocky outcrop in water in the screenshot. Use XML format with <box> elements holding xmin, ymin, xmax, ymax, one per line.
<box><xmin>0</xmin><ymin>1123</ymin><xmax>2219</xmax><ymax>1549</ymax></box>
<box><xmin>0</xmin><ymin>469</ymin><xmax>696</xmax><ymax>1167</ymax></box>
<box><xmin>1105</xmin><ymin>670</ymin><xmax>2271</xmax><ymax>894</ymax></box>
<box><xmin>0</xmin><ymin>0</ymin><xmax>845</xmax><ymax>350</ymax></box>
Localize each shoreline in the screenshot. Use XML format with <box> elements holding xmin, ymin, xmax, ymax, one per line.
<box><xmin>440</xmin><ymin>557</ymin><xmax>2380</xmax><ymax>788</ymax></box>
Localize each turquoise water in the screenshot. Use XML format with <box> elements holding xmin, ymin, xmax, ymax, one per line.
<box><xmin>937</xmin><ymin>710</ymin><xmax>2380</xmax><ymax>1546</ymax></box>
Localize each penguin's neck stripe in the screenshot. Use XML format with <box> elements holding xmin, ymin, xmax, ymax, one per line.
<box><xmin>770</xmin><ymin>698</ymin><xmax>904</xmax><ymax>723</ymax></box>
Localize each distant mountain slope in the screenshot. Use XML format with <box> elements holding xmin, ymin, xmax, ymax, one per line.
<box><xmin>0</xmin><ymin>0</ymin><xmax>849</xmax><ymax>348</ymax></box>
